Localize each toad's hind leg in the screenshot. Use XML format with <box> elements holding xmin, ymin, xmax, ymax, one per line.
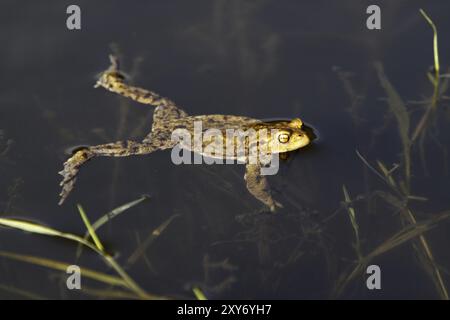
<box><xmin>58</xmin><ymin>135</ymin><xmax>172</xmax><ymax>205</ymax></box>
<box><xmin>244</xmin><ymin>163</ymin><xmax>283</xmax><ymax>212</ymax></box>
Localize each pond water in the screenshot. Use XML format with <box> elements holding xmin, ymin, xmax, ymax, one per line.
<box><xmin>1</xmin><ymin>0</ymin><xmax>450</xmax><ymax>299</ymax></box>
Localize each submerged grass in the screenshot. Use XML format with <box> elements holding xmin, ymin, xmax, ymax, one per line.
<box><xmin>0</xmin><ymin>250</ymin><xmax>127</xmax><ymax>287</ymax></box>
<box><xmin>0</xmin><ymin>282</ymin><xmax>46</xmax><ymax>300</ymax></box>
<box><xmin>76</xmin><ymin>195</ymin><xmax>149</xmax><ymax>258</ymax></box>
<box><xmin>127</xmin><ymin>213</ymin><xmax>180</xmax><ymax>266</ymax></box>
<box><xmin>342</xmin><ymin>185</ymin><xmax>362</xmax><ymax>261</ymax></box>
<box><xmin>78</xmin><ymin>286</ymin><xmax>146</xmax><ymax>299</ymax></box>
<box><xmin>419</xmin><ymin>9</ymin><xmax>440</xmax><ymax>81</ymax></box>
<box><xmin>192</xmin><ymin>286</ymin><xmax>208</xmax><ymax>300</ymax></box>
<box><xmin>77</xmin><ymin>204</ymin><xmax>105</xmax><ymax>252</ymax></box>
<box><xmin>347</xmin><ymin>151</ymin><xmax>449</xmax><ymax>299</ymax></box>
<box><xmin>336</xmin><ymin>10</ymin><xmax>450</xmax><ymax>299</ymax></box>
<box><xmin>412</xmin><ymin>9</ymin><xmax>443</xmax><ymax>155</ymax></box>
<box><xmin>0</xmin><ymin>197</ymin><xmax>168</xmax><ymax>299</ymax></box>
<box><xmin>0</xmin><ymin>217</ymin><xmax>101</xmax><ymax>253</ymax></box>
<box><xmin>334</xmin><ymin>210</ymin><xmax>450</xmax><ymax>297</ymax></box>
<box><xmin>374</xmin><ymin>62</ymin><xmax>411</xmax><ymax>187</ymax></box>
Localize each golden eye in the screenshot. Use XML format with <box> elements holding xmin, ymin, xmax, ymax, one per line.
<box><xmin>278</xmin><ymin>133</ymin><xmax>290</xmax><ymax>144</ymax></box>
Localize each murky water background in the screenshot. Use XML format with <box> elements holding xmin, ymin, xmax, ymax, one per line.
<box><xmin>1</xmin><ymin>0</ymin><xmax>450</xmax><ymax>299</ymax></box>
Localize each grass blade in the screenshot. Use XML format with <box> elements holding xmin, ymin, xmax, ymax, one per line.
<box><xmin>419</xmin><ymin>9</ymin><xmax>439</xmax><ymax>75</ymax></box>
<box><xmin>0</xmin><ymin>213</ymin><xmax>163</xmax><ymax>299</ymax></box>
<box><xmin>355</xmin><ymin>150</ymin><xmax>387</xmax><ymax>183</ymax></box>
<box><xmin>0</xmin><ymin>250</ymin><xmax>127</xmax><ymax>287</ymax></box>
<box><xmin>77</xmin><ymin>204</ymin><xmax>104</xmax><ymax>252</ymax></box>
<box><xmin>127</xmin><ymin>214</ymin><xmax>180</xmax><ymax>266</ymax></box>
<box><xmin>76</xmin><ymin>195</ymin><xmax>149</xmax><ymax>258</ymax></box>
<box><xmin>91</xmin><ymin>195</ymin><xmax>149</xmax><ymax>231</ymax></box>
<box><xmin>0</xmin><ymin>283</ymin><xmax>46</xmax><ymax>300</ymax></box>
<box><xmin>193</xmin><ymin>287</ymin><xmax>207</xmax><ymax>300</ymax></box>
<box><xmin>376</xmin><ymin>160</ymin><xmax>397</xmax><ymax>187</ymax></box>
<box><xmin>334</xmin><ymin>210</ymin><xmax>450</xmax><ymax>297</ymax></box>
<box><xmin>411</xmin><ymin>9</ymin><xmax>442</xmax><ymax>147</ymax></box>
<box><xmin>374</xmin><ymin>62</ymin><xmax>411</xmax><ymax>183</ymax></box>
<box><xmin>342</xmin><ymin>185</ymin><xmax>362</xmax><ymax>260</ymax></box>
<box><xmin>0</xmin><ymin>217</ymin><xmax>101</xmax><ymax>254</ymax></box>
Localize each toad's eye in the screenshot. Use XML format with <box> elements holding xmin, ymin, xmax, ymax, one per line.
<box><xmin>278</xmin><ymin>133</ymin><xmax>290</xmax><ymax>144</ymax></box>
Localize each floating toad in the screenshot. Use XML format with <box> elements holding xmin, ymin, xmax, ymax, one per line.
<box><xmin>59</xmin><ymin>56</ymin><xmax>312</xmax><ymax>211</ymax></box>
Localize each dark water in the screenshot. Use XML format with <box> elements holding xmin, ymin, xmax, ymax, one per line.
<box><xmin>1</xmin><ymin>0</ymin><xmax>450</xmax><ymax>299</ymax></box>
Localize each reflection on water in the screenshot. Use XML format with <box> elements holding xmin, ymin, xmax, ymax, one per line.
<box><xmin>1</xmin><ymin>0</ymin><xmax>450</xmax><ymax>299</ymax></box>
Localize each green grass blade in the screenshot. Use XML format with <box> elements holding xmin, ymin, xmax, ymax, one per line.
<box><xmin>374</xmin><ymin>62</ymin><xmax>411</xmax><ymax>183</ymax></box>
<box><xmin>334</xmin><ymin>210</ymin><xmax>450</xmax><ymax>297</ymax></box>
<box><xmin>80</xmin><ymin>287</ymin><xmax>144</xmax><ymax>299</ymax></box>
<box><xmin>355</xmin><ymin>150</ymin><xmax>387</xmax><ymax>183</ymax></box>
<box><xmin>103</xmin><ymin>255</ymin><xmax>162</xmax><ymax>300</ymax></box>
<box><xmin>0</xmin><ymin>250</ymin><xmax>127</xmax><ymax>287</ymax></box>
<box><xmin>376</xmin><ymin>160</ymin><xmax>397</xmax><ymax>187</ymax></box>
<box><xmin>193</xmin><ymin>286</ymin><xmax>207</xmax><ymax>300</ymax></box>
<box><xmin>411</xmin><ymin>9</ymin><xmax>442</xmax><ymax>147</ymax></box>
<box><xmin>91</xmin><ymin>195</ymin><xmax>149</xmax><ymax>231</ymax></box>
<box><xmin>0</xmin><ymin>218</ymin><xmax>65</xmax><ymax>236</ymax></box>
<box><xmin>420</xmin><ymin>9</ymin><xmax>440</xmax><ymax>74</ymax></box>
<box><xmin>77</xmin><ymin>204</ymin><xmax>105</xmax><ymax>252</ymax></box>
<box><xmin>0</xmin><ymin>283</ymin><xmax>46</xmax><ymax>300</ymax></box>
<box><xmin>0</xmin><ymin>217</ymin><xmax>101</xmax><ymax>254</ymax></box>
<box><xmin>76</xmin><ymin>195</ymin><xmax>149</xmax><ymax>258</ymax></box>
<box><xmin>75</xmin><ymin>205</ymin><xmax>159</xmax><ymax>298</ymax></box>
<box><xmin>127</xmin><ymin>214</ymin><xmax>180</xmax><ymax>266</ymax></box>
<box><xmin>342</xmin><ymin>185</ymin><xmax>362</xmax><ymax>260</ymax></box>
<box><xmin>0</xmin><ymin>211</ymin><xmax>164</xmax><ymax>299</ymax></box>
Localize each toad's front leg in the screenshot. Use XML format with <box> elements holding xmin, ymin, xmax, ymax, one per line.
<box><xmin>244</xmin><ymin>163</ymin><xmax>283</xmax><ymax>212</ymax></box>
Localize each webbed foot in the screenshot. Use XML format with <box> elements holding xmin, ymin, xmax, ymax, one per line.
<box><xmin>94</xmin><ymin>55</ymin><xmax>127</xmax><ymax>90</ymax></box>
<box><xmin>58</xmin><ymin>148</ymin><xmax>93</xmax><ymax>205</ymax></box>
